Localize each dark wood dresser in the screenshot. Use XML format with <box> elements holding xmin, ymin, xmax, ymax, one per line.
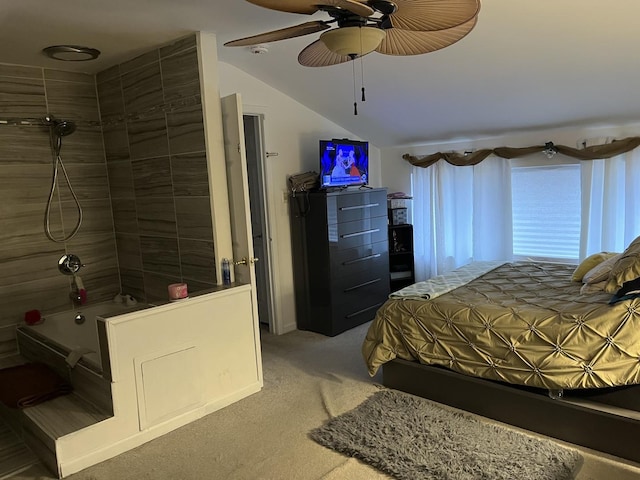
<box><xmin>289</xmin><ymin>187</ymin><xmax>390</xmax><ymax>336</ymax></box>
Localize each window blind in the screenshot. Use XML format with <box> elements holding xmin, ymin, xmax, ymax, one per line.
<box><xmin>511</xmin><ymin>164</ymin><xmax>581</xmax><ymax>261</ymax></box>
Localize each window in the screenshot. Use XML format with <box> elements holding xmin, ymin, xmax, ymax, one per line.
<box><xmin>511</xmin><ymin>164</ymin><xmax>581</xmax><ymax>262</ymax></box>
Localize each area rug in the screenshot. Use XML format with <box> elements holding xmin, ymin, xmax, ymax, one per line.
<box><xmin>310</xmin><ymin>389</ymin><xmax>583</xmax><ymax>480</ymax></box>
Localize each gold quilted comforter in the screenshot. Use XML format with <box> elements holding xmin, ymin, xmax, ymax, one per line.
<box><xmin>363</xmin><ymin>262</ymin><xmax>640</xmax><ymax>390</ymax></box>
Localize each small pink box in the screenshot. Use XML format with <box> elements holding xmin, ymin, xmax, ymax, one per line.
<box><xmin>168</xmin><ymin>283</ymin><xmax>188</xmax><ymax>300</ymax></box>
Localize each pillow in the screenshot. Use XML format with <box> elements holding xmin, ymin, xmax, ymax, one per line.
<box><xmin>572</xmin><ymin>252</ymin><xmax>618</xmax><ymax>282</ymax></box>
<box><xmin>582</xmin><ymin>254</ymin><xmax>622</xmax><ymax>284</ymax></box>
<box><xmin>604</xmin><ymin>235</ymin><xmax>640</xmax><ymax>293</ymax></box>
<box><xmin>580</xmin><ymin>281</ymin><xmax>607</xmax><ymax>295</ymax></box>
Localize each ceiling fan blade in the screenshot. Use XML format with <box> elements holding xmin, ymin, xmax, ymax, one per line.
<box><xmin>298</xmin><ymin>39</ymin><xmax>354</xmax><ymax>67</ymax></box>
<box><xmin>376</xmin><ymin>15</ymin><xmax>477</xmax><ymax>55</ymax></box>
<box><xmin>323</xmin><ymin>0</ymin><xmax>375</xmax><ymax>17</ymax></box>
<box><xmin>224</xmin><ymin>21</ymin><xmax>330</xmax><ymax>47</ymax></box>
<box><xmin>388</xmin><ymin>0</ymin><xmax>480</xmax><ymax>31</ymax></box>
<box><xmin>246</xmin><ymin>0</ymin><xmax>373</xmax><ymax>16</ymax></box>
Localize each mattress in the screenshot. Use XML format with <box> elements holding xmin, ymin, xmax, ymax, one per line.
<box><xmin>363</xmin><ymin>262</ymin><xmax>640</xmax><ymax>390</ymax></box>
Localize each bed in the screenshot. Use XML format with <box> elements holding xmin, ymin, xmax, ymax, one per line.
<box><xmin>363</xmin><ymin>238</ymin><xmax>640</xmax><ymax>462</ymax></box>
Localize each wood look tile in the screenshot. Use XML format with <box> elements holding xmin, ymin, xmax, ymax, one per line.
<box><xmin>0</xmin><ymin>64</ymin><xmax>42</xmax><ymax>79</ymax></box>
<box><xmin>45</xmin><ymin>79</ymin><xmax>100</xmax><ymax>122</ymax></box>
<box><xmin>0</xmin><ymin>240</ymin><xmax>64</xmax><ymax>288</ymax></box>
<box><xmin>171</xmin><ymin>153</ymin><xmax>210</xmax><ymax>196</ymax></box>
<box><xmin>0</xmin><ymin>202</ymin><xmax>60</xmax><ymax>248</ymax></box>
<box><xmin>183</xmin><ymin>278</ymin><xmax>217</xmax><ymax>295</ymax></box>
<box><xmin>0</xmin><ymin>326</ymin><xmax>19</xmax><ymax>357</ymax></box>
<box><xmin>132</xmin><ymin>156</ymin><xmax>173</xmax><ymax>197</ymax></box>
<box><xmin>96</xmin><ymin>64</ymin><xmax>120</xmax><ymax>85</ymax></box>
<box><xmin>120</xmin><ymin>50</ymin><xmax>160</xmax><ymax>75</ymax></box>
<box><xmin>175</xmin><ymin>197</ymin><xmax>213</xmax><ymax>240</ymax></box>
<box><xmin>102</xmin><ymin>123</ymin><xmax>130</xmax><ymax>163</ymax></box>
<box><xmin>0</xmin><ymin>76</ymin><xmax>46</xmax><ymax>117</ymax></box>
<box><xmin>179</xmin><ymin>238</ymin><xmax>216</xmax><ymax>284</ymax></box>
<box><xmin>58</xmin><ymin>163</ymin><xmax>110</xmax><ymax>201</ymax></box>
<box><xmin>136</xmin><ymin>197</ymin><xmax>177</xmax><ymax>236</ymax></box>
<box><xmin>62</xmin><ymin>199</ymin><xmax>115</xmax><ymax>236</ymax></box>
<box><xmin>120</xmin><ymin>268</ymin><xmax>145</xmax><ymax>302</ymax></box>
<box><xmin>111</xmin><ymin>198</ymin><xmax>139</xmax><ymax>234</ymax></box>
<box><xmin>44</xmin><ymin>69</ymin><xmax>94</xmax><ymax>84</ymax></box>
<box><xmin>167</xmin><ymin>104</ymin><xmax>206</xmax><ymax>155</ymax></box>
<box><xmin>52</xmin><ymin>124</ymin><xmax>106</xmax><ymax>164</ymax></box>
<box><xmin>143</xmin><ymin>271</ymin><xmax>182</xmax><ymax>303</ymax></box>
<box><xmin>116</xmin><ymin>233</ymin><xmax>142</xmax><ymax>270</ymax></box>
<box><xmin>140</xmin><ymin>236</ymin><xmax>181</xmax><ymax>277</ymax></box>
<box><xmin>127</xmin><ymin>115</ymin><xmax>169</xmax><ymax>160</ymax></box>
<box><xmin>121</xmin><ymin>61</ymin><xmax>163</xmax><ymax>115</ymax></box>
<box><xmin>67</xmin><ymin>233</ymin><xmax>120</xmax><ymax>304</ymax></box>
<box><xmin>159</xmin><ymin>35</ymin><xmax>197</xmax><ymax>58</ymax></box>
<box><xmin>97</xmin><ymin>77</ymin><xmax>125</xmax><ymax>118</ymax></box>
<box><xmin>0</xmin><ymin>276</ymin><xmax>71</xmax><ymax>327</ymax></box>
<box><xmin>107</xmin><ymin>160</ymin><xmax>135</xmax><ymax>198</ymax></box>
<box><xmin>161</xmin><ymin>47</ymin><xmax>200</xmax><ymax>104</ymax></box>
<box><xmin>0</xmin><ymin>164</ymin><xmax>53</xmax><ymax>203</ymax></box>
<box><xmin>0</xmin><ymin>126</ymin><xmax>51</xmax><ymax>165</ymax></box>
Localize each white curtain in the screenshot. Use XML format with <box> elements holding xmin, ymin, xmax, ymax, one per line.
<box><xmin>412</xmin><ymin>156</ymin><xmax>513</xmax><ymax>281</ymax></box>
<box><xmin>580</xmin><ymin>148</ymin><xmax>640</xmax><ymax>257</ymax></box>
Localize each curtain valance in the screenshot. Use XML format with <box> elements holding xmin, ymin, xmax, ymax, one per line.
<box><xmin>403</xmin><ymin>136</ymin><xmax>640</xmax><ymax>168</ymax></box>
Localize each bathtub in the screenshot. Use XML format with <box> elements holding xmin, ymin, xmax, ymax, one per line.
<box><xmin>18</xmin><ymin>300</ymin><xmax>145</xmax><ymax>374</ymax></box>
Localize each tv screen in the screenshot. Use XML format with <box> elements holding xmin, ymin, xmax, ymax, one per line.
<box><xmin>319</xmin><ymin>139</ymin><xmax>369</xmax><ymax>188</ymax></box>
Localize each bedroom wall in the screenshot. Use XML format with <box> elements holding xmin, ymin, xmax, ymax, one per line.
<box><xmin>217</xmin><ymin>61</ymin><xmax>382</xmax><ymax>334</ymax></box>
<box><xmin>380</xmin><ymin>122</ymin><xmax>640</xmax><ymax>195</ymax></box>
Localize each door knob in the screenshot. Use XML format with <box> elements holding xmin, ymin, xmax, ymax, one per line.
<box><xmin>234</xmin><ymin>257</ymin><xmax>259</xmax><ymax>266</ymax></box>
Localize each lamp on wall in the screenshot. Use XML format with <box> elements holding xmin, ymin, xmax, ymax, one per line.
<box><xmin>320</xmin><ymin>26</ymin><xmax>386</xmax><ymax>57</ymax></box>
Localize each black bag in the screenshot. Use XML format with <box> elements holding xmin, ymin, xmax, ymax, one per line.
<box><xmin>288</xmin><ymin>171</ymin><xmax>319</xmax><ymax>196</ymax></box>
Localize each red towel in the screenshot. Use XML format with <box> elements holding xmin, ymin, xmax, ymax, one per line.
<box><xmin>0</xmin><ymin>362</ymin><xmax>73</xmax><ymax>409</ymax></box>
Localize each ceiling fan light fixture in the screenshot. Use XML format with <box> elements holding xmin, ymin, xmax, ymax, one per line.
<box><xmin>320</xmin><ymin>27</ymin><xmax>386</xmax><ymax>57</ymax></box>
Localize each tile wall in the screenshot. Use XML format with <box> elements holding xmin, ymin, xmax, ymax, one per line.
<box><xmin>96</xmin><ymin>34</ymin><xmax>217</xmax><ymax>303</ymax></box>
<box><xmin>0</xmin><ymin>34</ymin><xmax>217</xmax><ymax>357</ymax></box>
<box><xmin>0</xmin><ymin>65</ymin><xmax>120</xmax><ymax>356</ymax></box>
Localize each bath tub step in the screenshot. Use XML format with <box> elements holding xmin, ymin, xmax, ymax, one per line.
<box><xmin>20</xmin><ymin>392</ymin><xmax>111</xmax><ymax>478</ymax></box>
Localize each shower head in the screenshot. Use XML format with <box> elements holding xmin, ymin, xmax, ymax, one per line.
<box><xmin>43</xmin><ymin>116</ymin><xmax>76</xmax><ymax>137</ymax></box>
<box><xmin>53</xmin><ymin>120</ymin><xmax>76</xmax><ymax>137</ymax></box>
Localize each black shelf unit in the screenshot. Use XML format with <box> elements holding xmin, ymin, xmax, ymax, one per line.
<box><xmin>388</xmin><ymin>223</ymin><xmax>415</xmax><ymax>292</ymax></box>
<box><xmin>289</xmin><ymin>188</ymin><xmax>390</xmax><ymax>336</ymax></box>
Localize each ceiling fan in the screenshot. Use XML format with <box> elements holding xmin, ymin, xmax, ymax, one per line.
<box><xmin>225</xmin><ymin>0</ymin><xmax>481</xmax><ymax>67</ymax></box>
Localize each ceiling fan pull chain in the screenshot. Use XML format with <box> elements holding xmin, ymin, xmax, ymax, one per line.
<box><xmin>360</xmin><ymin>30</ymin><xmax>366</xmax><ymax>102</ymax></box>
<box><xmin>352</xmin><ymin>57</ymin><xmax>358</xmax><ymax>115</ymax></box>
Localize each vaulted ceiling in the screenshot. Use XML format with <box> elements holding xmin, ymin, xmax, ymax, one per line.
<box><xmin>2</xmin><ymin>0</ymin><xmax>640</xmax><ymax>147</ymax></box>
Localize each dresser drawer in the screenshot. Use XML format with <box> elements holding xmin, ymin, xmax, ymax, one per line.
<box><xmin>326</xmin><ymin>189</ymin><xmax>387</xmax><ymax>224</ymax></box>
<box><xmin>330</xmin><ymin>216</ymin><xmax>388</xmax><ymax>249</ymax></box>
<box><xmin>332</xmin><ymin>241</ymin><xmax>388</xmax><ymax>277</ymax></box>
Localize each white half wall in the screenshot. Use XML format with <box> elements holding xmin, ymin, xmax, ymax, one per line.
<box><xmin>217</xmin><ymin>61</ymin><xmax>382</xmax><ymax>334</ymax></box>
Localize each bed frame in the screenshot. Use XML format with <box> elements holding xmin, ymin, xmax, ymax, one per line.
<box><xmin>383</xmin><ymin>358</ymin><xmax>640</xmax><ymax>464</ymax></box>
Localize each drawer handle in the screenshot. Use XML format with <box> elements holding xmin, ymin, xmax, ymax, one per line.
<box><xmin>343</xmin><ymin>278</ymin><xmax>381</xmax><ymax>292</ymax></box>
<box><xmin>339</xmin><ymin>203</ymin><xmax>379</xmax><ymax>211</ymax></box>
<box><xmin>342</xmin><ymin>253</ymin><xmax>381</xmax><ymax>265</ymax></box>
<box><xmin>341</xmin><ymin>228</ymin><xmax>380</xmax><ymax>239</ymax></box>
<box><xmin>345</xmin><ymin>302</ymin><xmax>384</xmax><ymax>319</ymax></box>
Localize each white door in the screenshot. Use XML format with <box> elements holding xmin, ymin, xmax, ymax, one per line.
<box><xmin>220</xmin><ymin>94</ymin><xmax>260</xmax><ymax>322</ymax></box>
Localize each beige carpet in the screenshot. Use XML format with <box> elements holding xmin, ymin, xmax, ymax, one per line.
<box><xmin>12</xmin><ymin>322</ymin><xmax>640</xmax><ymax>480</ymax></box>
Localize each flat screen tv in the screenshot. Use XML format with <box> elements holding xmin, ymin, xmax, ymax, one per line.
<box><xmin>319</xmin><ymin>138</ymin><xmax>369</xmax><ymax>188</ymax></box>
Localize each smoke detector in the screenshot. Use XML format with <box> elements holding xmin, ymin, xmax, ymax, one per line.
<box><xmin>250</xmin><ymin>44</ymin><xmax>269</xmax><ymax>55</ymax></box>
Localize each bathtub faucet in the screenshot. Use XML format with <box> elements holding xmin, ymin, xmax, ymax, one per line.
<box><xmin>70</xmin><ymin>275</ymin><xmax>87</xmax><ymax>305</ymax></box>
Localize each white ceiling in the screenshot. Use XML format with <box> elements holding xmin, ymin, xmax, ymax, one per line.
<box><xmin>3</xmin><ymin>0</ymin><xmax>640</xmax><ymax>147</ymax></box>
